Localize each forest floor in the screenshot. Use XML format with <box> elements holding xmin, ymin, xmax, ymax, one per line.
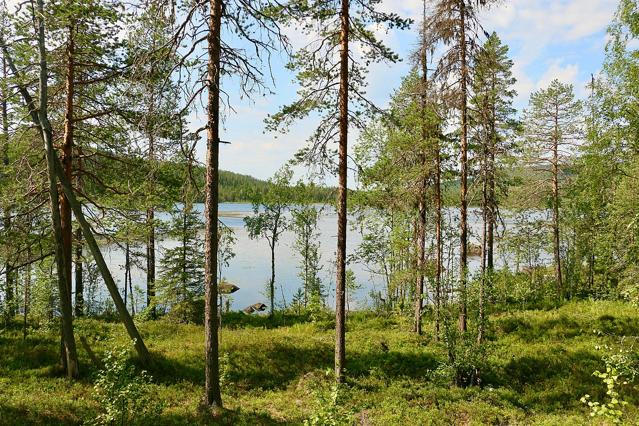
<box><xmin>1</xmin><ymin>300</ymin><xmax>639</xmax><ymax>425</ymax></box>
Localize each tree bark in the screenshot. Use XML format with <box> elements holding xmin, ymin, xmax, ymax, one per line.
<box><xmin>414</xmin><ymin>35</ymin><xmax>428</xmax><ymax>336</ymax></box>
<box><xmin>146</xmin><ymin>133</ymin><xmax>156</xmax><ymax>316</ymax></box>
<box><xmin>1</xmin><ymin>48</ymin><xmax>13</xmax><ymax>319</ymax></box>
<box><xmin>74</xmin><ymin>226</ymin><xmax>83</xmax><ymax>316</ymax></box>
<box><xmin>270</xmin><ymin>240</ymin><xmax>275</xmax><ymax>315</ymax></box>
<box><xmin>552</xmin><ymin>109</ymin><xmax>563</xmax><ymax>300</ymax></box>
<box><xmin>458</xmin><ymin>0</ymin><xmax>469</xmax><ymax>333</ymax></box>
<box><xmin>478</xmin><ymin>153</ymin><xmax>488</xmax><ymax>344</ymax></box>
<box><xmin>204</xmin><ymin>0</ymin><xmax>223</xmax><ymax>409</ymax></box>
<box><xmin>61</xmin><ymin>25</ymin><xmax>74</xmax><ymax>323</ymax></box>
<box><xmin>335</xmin><ymin>0</ymin><xmax>349</xmax><ymax>384</ymax></box>
<box><xmin>35</xmin><ymin>0</ymin><xmax>79</xmax><ymax>378</ymax></box>
<box><xmin>54</xmin><ymin>157</ymin><xmax>151</xmax><ymax>364</ymax></box>
<box><xmin>23</xmin><ymin>262</ymin><xmax>30</xmax><ymax>341</ymax></box>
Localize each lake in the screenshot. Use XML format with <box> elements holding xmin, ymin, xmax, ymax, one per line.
<box><xmin>97</xmin><ymin>203</ymin><xmax>551</xmax><ymax>312</ymax></box>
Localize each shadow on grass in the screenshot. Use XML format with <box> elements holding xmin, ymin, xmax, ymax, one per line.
<box><xmin>0</xmin><ymin>403</ymin><xmax>84</xmax><ymax>426</ymax></box>
<box><xmin>155</xmin><ymin>407</ymin><xmax>296</xmax><ymax>426</ymax></box>
<box><xmin>221</xmin><ymin>312</ymin><xmax>314</xmax><ymax>330</ymax></box>
<box><xmin>496</xmin><ymin>315</ymin><xmax>582</xmax><ymax>341</ymax></box>
<box><xmin>228</xmin><ymin>341</ymin><xmax>333</xmax><ymax>390</ymax></box>
<box><xmin>482</xmin><ymin>348</ymin><xmax>604</xmax><ymax>412</ymax></box>
<box><xmin>348</xmin><ymin>349</ymin><xmax>440</xmax><ymax>379</ymax></box>
<box><xmin>0</xmin><ymin>334</ymin><xmax>61</xmax><ymax>376</ymax></box>
<box><xmin>144</xmin><ymin>351</ymin><xmax>205</xmax><ymax>386</ymax></box>
<box><xmin>496</xmin><ymin>312</ymin><xmax>639</xmax><ymax>343</ymax></box>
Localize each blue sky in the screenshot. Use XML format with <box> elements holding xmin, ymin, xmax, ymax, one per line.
<box><xmin>199</xmin><ymin>0</ymin><xmax>620</xmax><ymax>183</ymax></box>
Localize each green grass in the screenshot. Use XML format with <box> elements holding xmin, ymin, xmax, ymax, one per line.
<box><xmin>1</xmin><ymin>300</ymin><xmax>638</xmax><ymax>425</ymax></box>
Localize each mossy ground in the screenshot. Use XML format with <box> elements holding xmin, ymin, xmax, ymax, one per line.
<box><xmin>1</xmin><ymin>300</ymin><xmax>638</xmax><ymax>425</ymax></box>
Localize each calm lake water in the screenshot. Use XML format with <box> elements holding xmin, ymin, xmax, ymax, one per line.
<box><xmin>97</xmin><ymin>203</ymin><xmax>551</xmax><ymax>312</ymax></box>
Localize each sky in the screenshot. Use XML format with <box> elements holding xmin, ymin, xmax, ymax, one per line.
<box><xmin>199</xmin><ymin>0</ymin><xmax>620</xmax><ymax>183</ymax></box>
<box><xmin>5</xmin><ymin>0</ymin><xmax>621</xmax><ymax>182</ymax></box>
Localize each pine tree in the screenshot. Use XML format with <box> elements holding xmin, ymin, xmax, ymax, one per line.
<box><xmin>523</xmin><ymin>80</ymin><xmax>582</xmax><ymax>301</ymax></box>
<box><xmin>268</xmin><ymin>0</ymin><xmax>410</xmax><ymax>384</ymax></box>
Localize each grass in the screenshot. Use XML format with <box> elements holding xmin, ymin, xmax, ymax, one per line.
<box><xmin>0</xmin><ymin>300</ymin><xmax>638</xmax><ymax>425</ymax></box>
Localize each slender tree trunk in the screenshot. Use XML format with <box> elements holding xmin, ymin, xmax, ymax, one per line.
<box><xmin>458</xmin><ymin>0</ymin><xmax>469</xmax><ymax>333</ymax></box>
<box><xmin>74</xmin><ymin>227</ymin><xmax>83</xmax><ymax>316</ymax></box>
<box><xmin>128</xmin><ymin>257</ymin><xmax>135</xmax><ymax>316</ymax></box>
<box><xmin>478</xmin><ymin>154</ymin><xmax>488</xmax><ymax>344</ymax></box>
<box><xmin>487</xmin><ymin>92</ymin><xmax>496</xmax><ymax>273</ymax></box>
<box><xmin>35</xmin><ymin>0</ymin><xmax>79</xmax><ymax>378</ymax></box>
<box><xmin>124</xmin><ymin>241</ymin><xmax>130</xmax><ymax>307</ymax></box>
<box><xmin>1</xmin><ymin>49</ymin><xmax>13</xmax><ymax>319</ymax></box>
<box><xmin>434</xmin><ymin>110</ymin><xmax>442</xmax><ymax>342</ymax></box>
<box><xmin>414</xmin><ymin>35</ymin><xmax>428</xmax><ymax>335</ymax></box>
<box><xmin>204</xmin><ymin>0</ymin><xmax>223</xmax><ymax>409</ymax></box>
<box><xmin>334</xmin><ymin>0</ymin><xmax>349</xmax><ymax>384</ymax></box>
<box><xmin>552</xmin><ymin>111</ymin><xmax>563</xmax><ymax>300</ymax></box>
<box><xmin>146</xmin><ymin>134</ymin><xmax>155</xmax><ymax>315</ymax></box>
<box><xmin>270</xmin><ymin>240</ymin><xmax>275</xmax><ymax>315</ymax></box>
<box><xmin>61</xmin><ymin>26</ymin><xmax>74</xmax><ymax>326</ymax></box>
<box><xmin>23</xmin><ymin>263</ymin><xmax>30</xmax><ymax>340</ymax></box>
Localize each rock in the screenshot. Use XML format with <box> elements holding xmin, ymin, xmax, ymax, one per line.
<box><xmin>219</xmin><ymin>281</ymin><xmax>240</xmax><ymax>295</ymax></box>
<box><xmin>243</xmin><ymin>303</ymin><xmax>267</xmax><ymax>314</ymax></box>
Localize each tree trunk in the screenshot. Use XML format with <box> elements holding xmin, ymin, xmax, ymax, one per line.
<box><xmin>35</xmin><ymin>0</ymin><xmax>79</xmax><ymax>378</ymax></box>
<box><xmin>1</xmin><ymin>50</ymin><xmax>14</xmax><ymax>319</ymax></box>
<box><xmin>335</xmin><ymin>0</ymin><xmax>349</xmax><ymax>384</ymax></box>
<box><xmin>458</xmin><ymin>0</ymin><xmax>469</xmax><ymax>333</ymax></box>
<box><xmin>552</xmin><ymin>112</ymin><xmax>563</xmax><ymax>300</ymax></box>
<box><xmin>74</xmin><ymin>227</ymin><xmax>83</xmax><ymax>316</ymax></box>
<box><xmin>270</xmin><ymin>240</ymin><xmax>276</xmax><ymax>315</ymax></box>
<box><xmin>61</xmin><ymin>24</ymin><xmax>74</xmax><ymax>316</ymax></box>
<box><xmin>124</xmin><ymin>241</ymin><xmax>130</xmax><ymax>307</ymax></box>
<box><xmin>54</xmin><ymin>151</ymin><xmax>151</xmax><ymax>364</ymax></box>
<box><xmin>146</xmin><ymin>134</ymin><xmax>155</xmax><ymax>316</ymax></box>
<box><xmin>487</xmin><ymin>100</ymin><xmax>496</xmax><ymax>273</ymax></box>
<box><xmin>478</xmin><ymin>155</ymin><xmax>488</xmax><ymax>344</ymax></box>
<box><xmin>204</xmin><ymin>0</ymin><xmax>223</xmax><ymax>409</ymax></box>
<box><xmin>23</xmin><ymin>263</ymin><xmax>30</xmax><ymax>341</ymax></box>
<box><xmin>414</xmin><ymin>36</ymin><xmax>428</xmax><ymax>336</ymax></box>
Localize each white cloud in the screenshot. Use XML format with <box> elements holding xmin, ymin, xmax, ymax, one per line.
<box><xmin>537</xmin><ymin>61</ymin><xmax>580</xmax><ymax>89</ymax></box>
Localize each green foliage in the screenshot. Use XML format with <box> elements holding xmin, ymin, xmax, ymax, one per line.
<box><xmin>581</xmin><ymin>345</ymin><xmax>638</xmax><ymax>424</ymax></box>
<box><xmin>164</xmin><ymin>297</ymin><xmax>205</xmax><ymax>325</ymax></box>
<box><xmin>291</xmin><ymin>204</ymin><xmax>324</xmax><ymax>305</ymax></box>
<box><xmin>304</xmin><ymin>373</ymin><xmax>351</xmax><ymax>426</ymax></box>
<box><xmin>90</xmin><ymin>341</ymin><xmax>162</xmax><ymax>425</ymax></box>
<box><xmin>244</xmin><ymin>166</ymin><xmax>293</xmax><ymax>313</ymax></box>
<box><xmin>440</xmin><ymin>309</ymin><xmax>489</xmax><ymax>387</ymax></box>
<box><xmin>267</xmin><ymin>0</ymin><xmax>410</xmax><ymax>169</ymax></box>
<box><xmin>2</xmin><ymin>301</ymin><xmax>639</xmax><ymax>424</ymax></box>
<box><xmin>156</xmin><ymin>204</ymin><xmax>204</xmax><ymax>308</ymax></box>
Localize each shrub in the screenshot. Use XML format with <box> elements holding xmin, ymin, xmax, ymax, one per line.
<box><xmin>89</xmin><ymin>340</ymin><xmax>162</xmax><ymax>425</ymax></box>
<box><xmin>304</xmin><ymin>374</ymin><xmax>351</xmax><ymax>426</ymax></box>
<box><xmin>581</xmin><ymin>345</ymin><xmax>638</xmax><ymax>424</ymax></box>
<box><xmin>165</xmin><ymin>298</ymin><xmax>205</xmax><ymax>325</ymax></box>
